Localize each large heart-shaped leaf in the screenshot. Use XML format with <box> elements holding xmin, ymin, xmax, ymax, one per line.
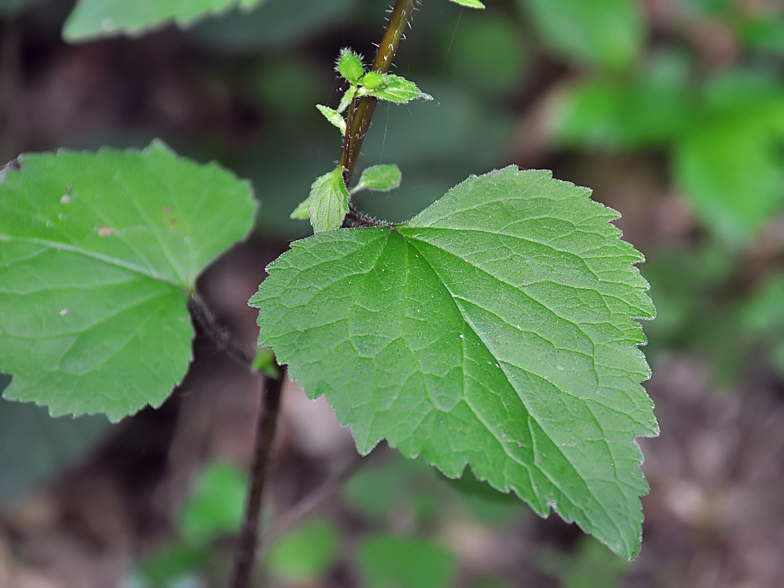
<box><xmin>0</xmin><ymin>140</ymin><xmax>256</xmax><ymax>421</ymax></box>
<box><xmin>63</xmin><ymin>0</ymin><xmax>268</xmax><ymax>41</ymax></box>
<box><xmin>251</xmin><ymin>167</ymin><xmax>656</xmax><ymax>558</ymax></box>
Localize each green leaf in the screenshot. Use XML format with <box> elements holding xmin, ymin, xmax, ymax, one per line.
<box><xmin>353</xmin><ymin>164</ymin><xmax>402</xmax><ymax>194</ymax></box>
<box><xmin>316</xmin><ymin>104</ymin><xmax>347</xmax><ymax>135</ymax></box>
<box><xmin>673</xmin><ymin>73</ymin><xmax>784</xmax><ymax>242</ymax></box>
<box><xmin>63</xmin><ymin>0</ymin><xmax>267</xmax><ymax>41</ymax></box>
<box><xmin>337</xmin><ymin>85</ymin><xmax>357</xmax><ymax>114</ymax></box>
<box><xmin>337</xmin><ymin>48</ymin><xmax>364</xmax><ymax>84</ymax></box>
<box><xmin>250</xmin><ymin>167</ymin><xmax>656</xmax><ymax>558</ymax></box>
<box><xmin>553</xmin><ymin>53</ymin><xmax>694</xmax><ymax>149</ymax></box>
<box><xmin>359</xmin><ymin>71</ymin><xmax>385</xmax><ymax>90</ymax></box>
<box><xmin>358</xmin><ymin>535</ymin><xmax>455</xmax><ymax>588</ymax></box>
<box><xmin>518</xmin><ymin>0</ymin><xmax>643</xmax><ymax>69</ymax></box>
<box><xmin>307</xmin><ymin>167</ymin><xmax>350</xmax><ymax>233</ymax></box>
<box><xmin>359</xmin><ymin>74</ymin><xmax>433</xmax><ymax>104</ymax></box>
<box><xmin>0</xmin><ymin>140</ymin><xmax>256</xmax><ymax>421</ymax></box>
<box><xmin>265</xmin><ymin>519</ymin><xmax>339</xmax><ymax>581</ymax></box>
<box><xmin>449</xmin><ymin>0</ymin><xmax>486</xmax><ymax>7</ymax></box>
<box><xmin>290</xmin><ymin>198</ymin><xmax>311</xmax><ymax>220</ymax></box>
<box><xmin>180</xmin><ymin>462</ymin><xmax>247</xmax><ymax>545</ymax></box>
<box><xmin>253</xmin><ymin>347</ymin><xmax>280</xmax><ymax>378</ymax></box>
<box><xmin>742</xmin><ymin>18</ymin><xmax>784</xmax><ymax>56</ymax></box>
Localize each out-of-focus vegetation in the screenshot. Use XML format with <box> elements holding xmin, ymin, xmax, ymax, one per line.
<box><xmin>2</xmin><ymin>0</ymin><xmax>784</xmax><ymax>586</ymax></box>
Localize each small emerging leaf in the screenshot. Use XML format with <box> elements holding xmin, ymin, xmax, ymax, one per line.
<box><xmin>352</xmin><ymin>164</ymin><xmax>402</xmax><ymax>194</ymax></box>
<box><xmin>307</xmin><ymin>167</ymin><xmax>350</xmax><ymax>233</ymax></box>
<box><xmin>337</xmin><ymin>48</ymin><xmax>364</xmax><ymax>84</ymax></box>
<box><xmin>337</xmin><ymin>86</ymin><xmax>357</xmax><ymax>114</ymax></box>
<box><xmin>359</xmin><ymin>71</ymin><xmax>385</xmax><ymax>90</ymax></box>
<box><xmin>316</xmin><ymin>104</ymin><xmax>347</xmax><ymax>135</ymax></box>
<box><xmin>253</xmin><ymin>348</ymin><xmax>280</xmax><ymax>378</ymax></box>
<box><xmin>290</xmin><ymin>198</ymin><xmax>311</xmax><ymax>220</ymax></box>
<box><xmin>449</xmin><ymin>0</ymin><xmax>486</xmax><ymax>7</ymax></box>
<box><xmin>359</xmin><ymin>73</ymin><xmax>433</xmax><ymax>104</ymax></box>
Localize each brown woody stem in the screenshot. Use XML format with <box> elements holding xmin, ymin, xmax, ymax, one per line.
<box><xmin>339</xmin><ymin>0</ymin><xmax>417</xmax><ymax>188</ymax></box>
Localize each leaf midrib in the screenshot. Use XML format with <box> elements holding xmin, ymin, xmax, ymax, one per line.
<box><xmin>2</xmin><ymin>236</ymin><xmax>186</xmax><ymax>290</ymax></box>
<box><xmin>394</xmin><ymin>227</ymin><xmax>631</xmax><ymax>548</ymax></box>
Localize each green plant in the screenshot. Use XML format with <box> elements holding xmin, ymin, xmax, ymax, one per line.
<box><xmin>0</xmin><ymin>0</ymin><xmax>657</xmax><ymax>584</ymax></box>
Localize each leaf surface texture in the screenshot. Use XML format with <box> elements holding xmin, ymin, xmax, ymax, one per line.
<box><xmin>251</xmin><ymin>167</ymin><xmax>656</xmax><ymax>557</ymax></box>
<box><xmin>0</xmin><ymin>141</ymin><xmax>256</xmax><ymax>420</ymax></box>
<box><xmin>64</xmin><ymin>0</ymin><xmax>266</xmax><ymax>40</ymax></box>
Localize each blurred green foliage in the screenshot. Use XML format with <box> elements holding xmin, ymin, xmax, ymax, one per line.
<box><xmin>518</xmin><ymin>0</ymin><xmax>643</xmax><ymax>69</ymax></box>
<box><xmin>359</xmin><ymin>535</ymin><xmax>456</xmax><ymax>588</ymax></box>
<box><xmin>537</xmin><ymin>537</ymin><xmax>630</xmax><ymax>588</ymax></box>
<box><xmin>134</xmin><ymin>462</ymin><xmax>248</xmax><ymax>587</ymax></box>
<box><xmin>264</xmin><ymin>518</ymin><xmax>339</xmax><ymax>581</ymax></box>
<box><xmin>343</xmin><ymin>452</ymin><xmax>525</xmax><ymax>529</ymax></box>
<box><xmin>742</xmin><ymin>275</ymin><xmax>784</xmax><ymax>374</ymax></box>
<box><xmin>179</xmin><ymin>462</ymin><xmax>248</xmax><ymax>545</ymax></box>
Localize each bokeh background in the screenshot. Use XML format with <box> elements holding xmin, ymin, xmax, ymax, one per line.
<box><xmin>1</xmin><ymin>0</ymin><xmax>784</xmax><ymax>586</ymax></box>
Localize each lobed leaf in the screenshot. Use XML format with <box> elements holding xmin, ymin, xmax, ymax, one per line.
<box><xmin>63</xmin><ymin>0</ymin><xmax>267</xmax><ymax>41</ymax></box>
<box><xmin>0</xmin><ymin>140</ymin><xmax>256</xmax><ymax>421</ymax></box>
<box><xmin>251</xmin><ymin>167</ymin><xmax>657</xmax><ymax>558</ymax></box>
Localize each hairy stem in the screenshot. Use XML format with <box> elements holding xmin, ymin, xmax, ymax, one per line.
<box><xmin>339</xmin><ymin>0</ymin><xmax>417</xmax><ymax>188</ymax></box>
<box><xmin>229</xmin><ymin>2</ymin><xmax>417</xmax><ymax>583</ymax></box>
<box><xmin>229</xmin><ymin>369</ymin><xmax>286</xmax><ymax>588</ymax></box>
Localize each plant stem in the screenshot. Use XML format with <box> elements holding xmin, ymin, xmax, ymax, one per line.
<box><xmin>229</xmin><ymin>3</ymin><xmax>416</xmax><ymax>583</ymax></box>
<box><xmin>260</xmin><ymin>449</ymin><xmax>375</xmax><ymax>548</ymax></box>
<box><xmin>188</xmin><ymin>293</ymin><xmax>255</xmax><ymax>369</ymax></box>
<box><xmin>229</xmin><ymin>368</ymin><xmax>286</xmax><ymax>588</ymax></box>
<box><xmin>339</xmin><ymin>0</ymin><xmax>417</xmax><ymax>188</ymax></box>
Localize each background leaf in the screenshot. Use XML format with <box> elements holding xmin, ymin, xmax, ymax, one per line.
<box><xmin>251</xmin><ymin>167</ymin><xmax>656</xmax><ymax>558</ymax></box>
<box><xmin>517</xmin><ymin>0</ymin><xmax>643</xmax><ymax>69</ymax></box>
<box><xmin>63</xmin><ymin>0</ymin><xmax>267</xmax><ymax>41</ymax></box>
<box><xmin>0</xmin><ymin>141</ymin><xmax>256</xmax><ymax>421</ymax></box>
<box><xmin>358</xmin><ymin>535</ymin><xmax>456</xmax><ymax>588</ymax></box>
<box><xmin>672</xmin><ymin>72</ymin><xmax>784</xmax><ymax>243</ymax></box>
<box><xmin>179</xmin><ymin>462</ymin><xmax>248</xmax><ymax>545</ymax></box>
<box><xmin>265</xmin><ymin>519</ymin><xmax>340</xmax><ymax>581</ymax></box>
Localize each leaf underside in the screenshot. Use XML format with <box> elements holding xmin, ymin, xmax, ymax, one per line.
<box><xmin>0</xmin><ymin>141</ymin><xmax>256</xmax><ymax>421</ymax></box>
<box><xmin>63</xmin><ymin>0</ymin><xmax>267</xmax><ymax>41</ymax></box>
<box><xmin>251</xmin><ymin>167</ymin><xmax>657</xmax><ymax>558</ymax></box>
